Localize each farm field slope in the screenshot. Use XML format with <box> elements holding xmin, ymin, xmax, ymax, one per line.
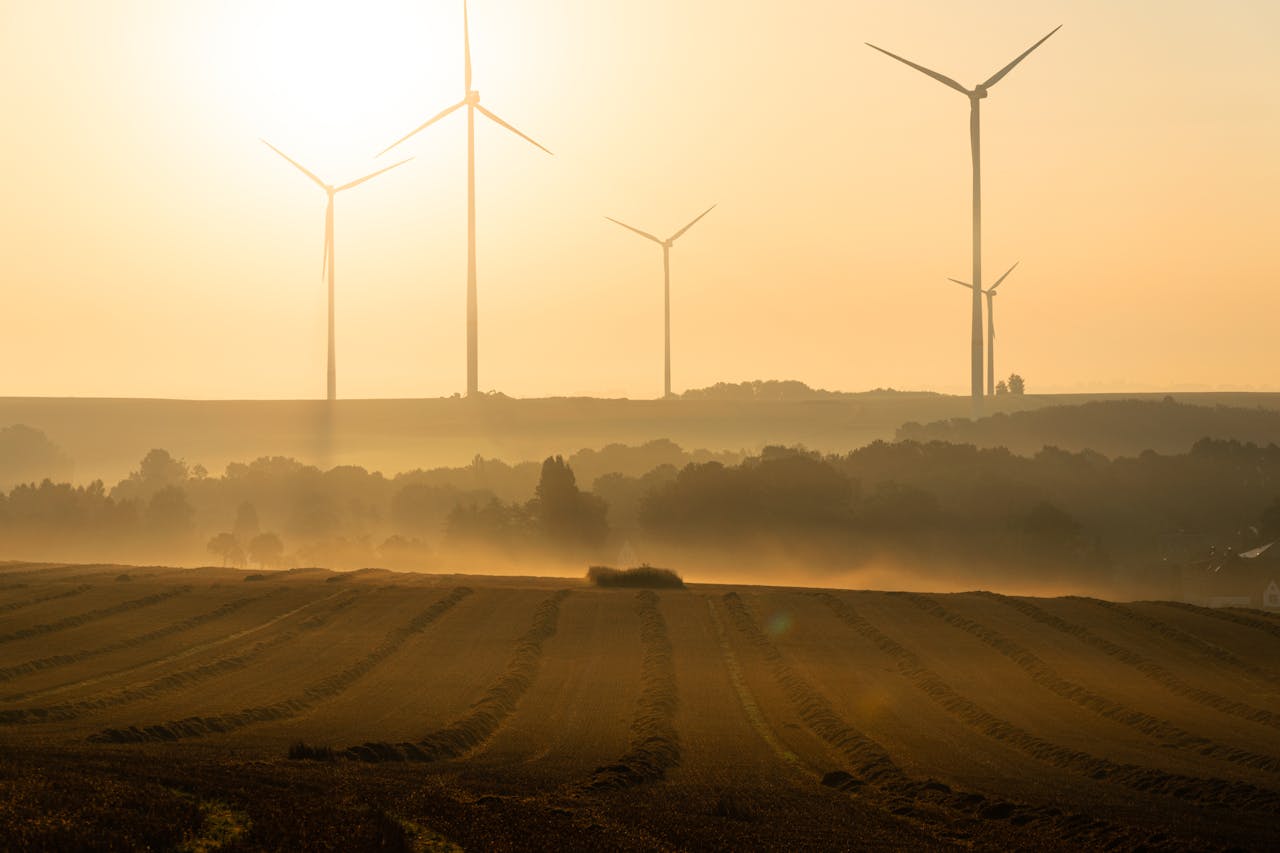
<box><xmin>1</xmin><ymin>562</ymin><xmax>1278</xmax><ymax>850</ymax></box>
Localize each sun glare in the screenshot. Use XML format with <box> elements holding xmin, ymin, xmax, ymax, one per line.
<box><xmin>197</xmin><ymin>2</ymin><xmax>466</xmax><ymax>174</ymax></box>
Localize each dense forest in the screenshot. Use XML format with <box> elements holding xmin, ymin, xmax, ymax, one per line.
<box><xmin>3</xmin><ymin>421</ymin><xmax>1280</xmax><ymax>595</ymax></box>
<box><xmin>898</xmin><ymin>397</ymin><xmax>1280</xmax><ymax>457</ymax></box>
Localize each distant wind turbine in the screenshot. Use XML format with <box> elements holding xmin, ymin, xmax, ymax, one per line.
<box><xmin>867</xmin><ymin>26</ymin><xmax>1059</xmax><ymax>415</ymax></box>
<box><xmin>380</xmin><ymin>0</ymin><xmax>552</xmax><ymax>398</ymax></box>
<box><xmin>262</xmin><ymin>140</ymin><xmax>411</xmax><ymax>402</ymax></box>
<box><xmin>950</xmin><ymin>261</ymin><xmax>1018</xmax><ymax>396</ymax></box>
<box><xmin>606</xmin><ymin>205</ymin><xmax>716</xmax><ymax>399</ymax></box>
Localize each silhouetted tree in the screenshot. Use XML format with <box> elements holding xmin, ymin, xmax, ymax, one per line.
<box><xmin>1008</xmin><ymin>373</ymin><xmax>1026</xmax><ymax>395</ymax></box>
<box><xmin>248</xmin><ymin>532</ymin><xmax>284</xmax><ymax>569</ymax></box>
<box><xmin>995</xmin><ymin>380</ymin><xmax>1009</xmax><ymax>395</ymax></box>
<box><xmin>146</xmin><ymin>486</ymin><xmax>194</xmax><ymax>542</ymax></box>
<box><xmin>1017</xmin><ymin>501</ymin><xmax>1080</xmax><ymax>547</ymax></box>
<box><xmin>233</xmin><ymin>501</ymin><xmax>260</xmax><ymax>545</ymax></box>
<box><xmin>207</xmin><ymin>532</ymin><xmax>244</xmax><ymax>567</ymax></box>
<box><xmin>113</xmin><ymin>449</ymin><xmax>189</xmax><ymax>504</ymax></box>
<box><xmin>0</xmin><ymin>425</ymin><xmax>73</xmax><ymax>489</ymax></box>
<box><xmin>445</xmin><ymin>498</ymin><xmax>530</xmax><ymax>549</ymax></box>
<box><xmin>1257</xmin><ymin>496</ymin><xmax>1280</xmax><ymax>541</ymax></box>
<box><xmin>529</xmin><ymin>456</ymin><xmax>608</xmax><ymax>551</ymax></box>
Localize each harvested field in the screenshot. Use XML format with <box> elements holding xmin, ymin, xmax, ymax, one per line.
<box><xmin>1</xmin><ymin>563</ymin><xmax>1278</xmax><ymax>850</ymax></box>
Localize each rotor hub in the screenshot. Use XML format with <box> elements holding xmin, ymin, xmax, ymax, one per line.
<box><xmin>466</xmin><ymin>90</ymin><xmax>480</xmax><ymax>105</ymax></box>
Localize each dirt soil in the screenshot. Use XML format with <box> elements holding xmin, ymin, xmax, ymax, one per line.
<box><xmin>1</xmin><ymin>561</ymin><xmax>1277</xmax><ymax>851</ymax></box>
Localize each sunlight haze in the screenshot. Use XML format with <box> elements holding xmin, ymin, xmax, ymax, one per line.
<box><xmin>2</xmin><ymin>0</ymin><xmax>1278</xmax><ymax>398</ymax></box>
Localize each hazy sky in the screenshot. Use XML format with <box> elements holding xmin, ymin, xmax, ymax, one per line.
<box><xmin>2</xmin><ymin>1</ymin><xmax>1278</xmax><ymax>399</ymax></box>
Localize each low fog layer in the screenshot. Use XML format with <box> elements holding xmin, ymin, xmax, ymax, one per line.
<box><xmin>6</xmin><ymin>398</ymin><xmax>1280</xmax><ymax>601</ymax></box>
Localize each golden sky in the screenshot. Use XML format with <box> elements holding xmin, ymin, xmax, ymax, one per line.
<box><xmin>1</xmin><ymin>1</ymin><xmax>1278</xmax><ymax>399</ymax></box>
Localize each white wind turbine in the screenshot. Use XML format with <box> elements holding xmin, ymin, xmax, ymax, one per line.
<box><xmin>867</xmin><ymin>26</ymin><xmax>1059</xmax><ymax>415</ymax></box>
<box><xmin>380</xmin><ymin>0</ymin><xmax>552</xmax><ymax>398</ymax></box>
<box><xmin>262</xmin><ymin>141</ymin><xmax>411</xmax><ymax>401</ymax></box>
<box><xmin>950</xmin><ymin>261</ymin><xmax>1018</xmax><ymax>397</ymax></box>
<box><xmin>606</xmin><ymin>205</ymin><xmax>716</xmax><ymax>399</ymax></box>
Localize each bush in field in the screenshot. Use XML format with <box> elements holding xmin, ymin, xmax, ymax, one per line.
<box><xmin>287</xmin><ymin>741</ymin><xmax>335</xmax><ymax>761</ymax></box>
<box><xmin>588</xmin><ymin>565</ymin><xmax>684</xmax><ymax>589</ymax></box>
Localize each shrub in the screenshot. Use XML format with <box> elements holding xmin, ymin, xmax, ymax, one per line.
<box><xmin>588</xmin><ymin>565</ymin><xmax>684</xmax><ymax>589</ymax></box>
<box><xmin>287</xmin><ymin>741</ymin><xmax>335</xmax><ymax>761</ymax></box>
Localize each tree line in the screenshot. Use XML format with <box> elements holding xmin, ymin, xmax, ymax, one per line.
<box><xmin>3</xmin><ymin>427</ymin><xmax>1280</xmax><ymax>588</ymax></box>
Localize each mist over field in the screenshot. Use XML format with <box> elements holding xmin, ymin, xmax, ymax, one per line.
<box><xmin>5</xmin><ymin>0</ymin><xmax>1280</xmax><ymax>847</ymax></box>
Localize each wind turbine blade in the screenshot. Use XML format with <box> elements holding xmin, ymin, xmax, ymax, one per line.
<box><xmin>668</xmin><ymin>204</ymin><xmax>716</xmax><ymax>242</ymax></box>
<box><xmin>475</xmin><ymin>105</ymin><xmax>553</xmax><ymax>155</ymax></box>
<box><xmin>261</xmin><ymin>139</ymin><xmax>327</xmax><ymax>190</ymax></box>
<box><xmin>335</xmin><ymin>157</ymin><xmax>414</xmax><ymax>193</ymax></box>
<box><xmin>981</xmin><ymin>26</ymin><xmax>1061</xmax><ymax>90</ymax></box>
<box><xmin>949</xmin><ymin>278</ymin><xmax>975</xmax><ymax>290</ymax></box>
<box><xmin>605</xmin><ymin>217</ymin><xmax>663</xmax><ymax>244</ymax></box>
<box><xmin>865</xmin><ymin>43</ymin><xmax>969</xmax><ymax>95</ymax></box>
<box><xmin>988</xmin><ymin>261</ymin><xmax>1019</xmax><ymax>291</ymax></box>
<box><xmin>463</xmin><ymin>0</ymin><xmax>472</xmax><ymax>92</ymax></box>
<box><xmin>378</xmin><ymin>100</ymin><xmax>466</xmax><ymax>156</ymax></box>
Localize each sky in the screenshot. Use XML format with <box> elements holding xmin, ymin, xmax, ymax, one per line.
<box><xmin>1</xmin><ymin>0</ymin><xmax>1278</xmax><ymax>399</ymax></box>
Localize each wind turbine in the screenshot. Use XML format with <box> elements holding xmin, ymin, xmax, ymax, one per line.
<box><xmin>606</xmin><ymin>205</ymin><xmax>716</xmax><ymax>399</ymax></box>
<box><xmin>950</xmin><ymin>261</ymin><xmax>1017</xmax><ymax>397</ymax></box>
<box><xmin>262</xmin><ymin>140</ymin><xmax>411</xmax><ymax>402</ymax></box>
<box><xmin>867</xmin><ymin>26</ymin><xmax>1059</xmax><ymax>415</ymax></box>
<box><xmin>380</xmin><ymin>0</ymin><xmax>552</xmax><ymax>398</ymax></box>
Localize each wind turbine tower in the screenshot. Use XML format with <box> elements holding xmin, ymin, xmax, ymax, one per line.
<box><xmin>606</xmin><ymin>205</ymin><xmax>716</xmax><ymax>399</ymax></box>
<box><xmin>262</xmin><ymin>141</ymin><xmax>411</xmax><ymax>401</ymax></box>
<box><xmin>951</xmin><ymin>262</ymin><xmax>1017</xmax><ymax>397</ymax></box>
<box><xmin>380</xmin><ymin>0</ymin><xmax>552</xmax><ymax>397</ymax></box>
<box><xmin>867</xmin><ymin>27</ymin><xmax>1059</xmax><ymax>415</ymax></box>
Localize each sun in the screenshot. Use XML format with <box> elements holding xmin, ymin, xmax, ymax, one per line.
<box><xmin>192</xmin><ymin>1</ymin><xmax>466</xmax><ymax>174</ymax></box>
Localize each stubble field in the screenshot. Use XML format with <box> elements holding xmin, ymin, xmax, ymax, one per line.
<box><xmin>1</xmin><ymin>562</ymin><xmax>1278</xmax><ymax>851</ymax></box>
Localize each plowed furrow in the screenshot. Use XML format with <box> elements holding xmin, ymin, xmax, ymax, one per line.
<box><xmin>978</xmin><ymin>592</ymin><xmax>1280</xmax><ymax>731</ymax></box>
<box><xmin>87</xmin><ymin>587</ymin><xmax>472</xmax><ymax>743</ymax></box>
<box><xmin>705</xmin><ymin>596</ymin><xmax>804</xmax><ymax>770</ymax></box>
<box><xmin>0</xmin><ymin>595</ymin><xmax>358</xmax><ymax>725</ymax></box>
<box><xmin>0</xmin><ymin>585</ymin><xmax>90</xmax><ymax>615</ymax></box>
<box><xmin>0</xmin><ymin>593</ymin><xmax>272</xmax><ymax>689</ymax></box>
<box><xmin>347</xmin><ymin>590</ymin><xmax>570</xmax><ymax>763</ymax></box>
<box><xmin>587</xmin><ymin>590</ymin><xmax>680</xmax><ymax>789</ymax></box>
<box><xmin>722</xmin><ymin>592</ymin><xmax>908</xmax><ymax>788</ymax></box>
<box><xmin>902</xmin><ymin>593</ymin><xmax>1280</xmax><ymax>774</ymax></box>
<box><xmin>1077</xmin><ymin>597</ymin><xmax>1280</xmax><ymax>685</ymax></box>
<box><xmin>0</xmin><ymin>587</ymin><xmax>191</xmax><ymax>646</ymax></box>
<box><xmin>817</xmin><ymin>592</ymin><xmax>1280</xmax><ymax>812</ymax></box>
<box><xmin>1149</xmin><ymin>600</ymin><xmax>1280</xmax><ymax>642</ymax></box>
<box><xmin>729</xmin><ymin>593</ymin><xmax>1177</xmax><ymax>850</ymax></box>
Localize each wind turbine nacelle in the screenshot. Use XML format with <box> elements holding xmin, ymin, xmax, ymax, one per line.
<box><xmin>972</xmin><ymin>85</ymin><xmax>989</xmax><ymax>99</ymax></box>
<box><xmin>466</xmin><ymin>90</ymin><xmax>481</xmax><ymax>105</ymax></box>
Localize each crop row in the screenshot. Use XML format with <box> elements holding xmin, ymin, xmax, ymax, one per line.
<box><xmin>0</xmin><ymin>587</ymin><xmax>191</xmax><ymax>647</ymax></box>
<box><xmin>587</xmin><ymin>591</ymin><xmax>680</xmax><ymax>789</ymax></box>
<box><xmin>977</xmin><ymin>593</ymin><xmax>1280</xmax><ymax>731</ymax></box>
<box><xmin>0</xmin><ymin>595</ymin><xmax>359</xmax><ymax>726</ymax></box>
<box><xmin>816</xmin><ymin>592</ymin><xmax>1280</xmax><ymax>812</ymax></box>
<box><xmin>89</xmin><ymin>587</ymin><xmax>472</xmax><ymax>743</ymax></box>
<box><xmin>729</xmin><ymin>592</ymin><xmax>1173</xmax><ymax>850</ymax></box>
<box><xmin>0</xmin><ymin>584</ymin><xmax>90</xmax><ymax>615</ymax></box>
<box><xmin>0</xmin><ymin>592</ymin><xmax>273</xmax><ymax>688</ymax></box>
<box><xmin>1074</xmin><ymin>597</ymin><xmax>1280</xmax><ymax>686</ymax></box>
<box><xmin>1148</xmin><ymin>600</ymin><xmax>1280</xmax><ymax>643</ymax></box>
<box><xmin>900</xmin><ymin>593</ymin><xmax>1280</xmax><ymax>774</ymax></box>
<box><xmin>348</xmin><ymin>590</ymin><xmax>571</xmax><ymax>763</ymax></box>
